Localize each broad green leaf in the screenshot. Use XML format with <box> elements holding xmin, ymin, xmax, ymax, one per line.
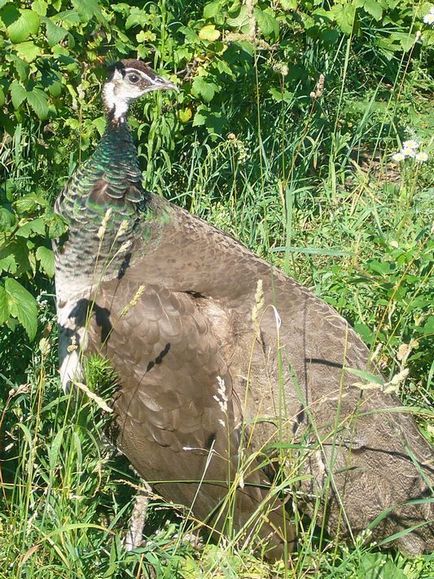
<box><xmin>4</xmin><ymin>277</ymin><xmax>38</xmax><ymax>340</ymax></box>
<box><xmin>7</xmin><ymin>9</ymin><xmax>40</xmax><ymax>43</ymax></box>
<box><xmin>136</xmin><ymin>30</ymin><xmax>156</xmax><ymax>43</ymax></box>
<box><xmin>421</xmin><ymin>316</ymin><xmax>434</xmax><ymax>336</ymax></box>
<box><xmin>125</xmin><ymin>7</ymin><xmax>150</xmax><ymax>29</ymax></box>
<box><xmin>0</xmin><ymin>207</ymin><xmax>16</xmax><ymax>230</ymax></box>
<box><xmin>198</xmin><ymin>24</ymin><xmax>220</xmax><ymax>41</ymax></box>
<box><xmin>254</xmin><ymin>8</ymin><xmax>279</xmax><ymax>39</ymax></box>
<box><xmin>47</xmin><ymin>214</ymin><xmax>67</xmax><ymax>239</ymax></box>
<box><xmin>16</xmin><ymin>217</ymin><xmax>46</xmax><ymax>238</ymax></box>
<box><xmin>192</xmin><ymin>110</ymin><xmax>207</xmax><ymax>126</ymax></box>
<box><xmin>36</xmin><ymin>246</ymin><xmax>55</xmax><ymax>277</ymax></box>
<box><xmin>45</xmin><ymin>19</ymin><xmax>68</xmax><ymax>46</ymax></box>
<box><xmin>0</xmin><ymin>240</ymin><xmax>30</xmax><ymax>276</ymax></box>
<box><xmin>367</xmin><ymin>259</ymin><xmax>391</xmax><ymax>275</ymax></box>
<box><xmin>93</xmin><ymin>116</ymin><xmax>106</xmax><ymax>136</ymax></box>
<box><xmin>10</xmin><ymin>54</ymin><xmax>29</xmax><ymax>81</ymax></box>
<box><xmin>191</xmin><ymin>76</ymin><xmax>219</xmax><ymax>102</ymax></box>
<box><xmin>354</xmin><ymin>322</ymin><xmax>375</xmax><ymax>345</ymax></box>
<box><xmin>214</xmin><ymin>59</ymin><xmax>234</xmax><ymax>76</ymax></box>
<box><xmin>0</xmin><ymin>285</ymin><xmax>9</xmax><ymax>325</ymax></box>
<box><xmin>14</xmin><ymin>41</ymin><xmax>41</xmax><ymax>63</ymax></box>
<box><xmin>204</xmin><ymin>1</ymin><xmax>222</xmax><ymax>19</ymax></box>
<box><xmin>330</xmin><ymin>4</ymin><xmax>356</xmax><ymax>35</ymax></box>
<box><xmin>32</xmin><ymin>0</ymin><xmax>48</xmax><ymax>17</ymax></box>
<box><xmin>26</xmin><ymin>88</ymin><xmax>49</xmax><ymax>120</ymax></box>
<box><xmin>227</xmin><ymin>6</ymin><xmax>249</xmax><ymax>29</ymax></box>
<box><xmin>0</xmin><ymin>85</ymin><xmax>4</xmax><ymax>107</ymax></box>
<box><xmin>0</xmin><ymin>254</ymin><xmax>17</xmax><ymax>274</ymax></box>
<box><xmin>51</xmin><ymin>9</ymin><xmax>81</xmax><ymax>26</ymax></box>
<box><xmin>71</xmin><ymin>0</ymin><xmax>100</xmax><ymax>22</ymax></box>
<box><xmin>10</xmin><ymin>80</ymin><xmax>27</xmax><ymax>109</ymax></box>
<box><xmin>48</xmin><ymin>80</ymin><xmax>63</xmax><ymax>97</ymax></box>
<box><xmin>391</xmin><ymin>32</ymin><xmax>417</xmax><ymax>52</ymax></box>
<box><xmin>178</xmin><ymin>107</ymin><xmax>193</xmax><ymax>123</ymax></box>
<box><xmin>0</xmin><ymin>3</ymin><xmax>20</xmax><ymax>28</ymax></box>
<box><xmin>269</xmin><ymin>86</ymin><xmax>295</xmax><ymax>103</ymax></box>
<box><xmin>280</xmin><ymin>0</ymin><xmax>297</xmax><ymax>8</ymax></box>
<box><xmin>375</xmin><ymin>36</ymin><xmax>400</xmax><ymax>58</ymax></box>
<box><xmin>14</xmin><ymin>193</ymin><xmax>48</xmax><ymax>213</ymax></box>
<box><xmin>362</xmin><ymin>0</ymin><xmax>383</xmax><ymax>21</ymax></box>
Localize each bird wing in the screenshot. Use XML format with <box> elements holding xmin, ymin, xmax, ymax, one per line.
<box><xmin>84</xmin><ymin>280</ymin><xmax>291</xmax><ymax>539</ymax></box>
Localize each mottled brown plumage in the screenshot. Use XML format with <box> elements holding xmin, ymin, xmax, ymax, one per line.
<box><xmin>55</xmin><ymin>60</ymin><xmax>434</xmax><ymax>559</ymax></box>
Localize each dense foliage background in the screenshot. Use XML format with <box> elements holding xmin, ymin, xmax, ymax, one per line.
<box><xmin>0</xmin><ymin>1</ymin><xmax>433</xmax><ymax>577</ymax></box>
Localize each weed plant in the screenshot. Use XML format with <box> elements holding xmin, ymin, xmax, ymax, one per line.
<box><xmin>1</xmin><ymin>1</ymin><xmax>434</xmax><ymax>577</ymax></box>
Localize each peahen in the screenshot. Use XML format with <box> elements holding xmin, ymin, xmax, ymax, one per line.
<box><xmin>54</xmin><ymin>59</ymin><xmax>434</xmax><ymax>558</ymax></box>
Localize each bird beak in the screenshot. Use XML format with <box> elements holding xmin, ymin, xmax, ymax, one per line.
<box><xmin>147</xmin><ymin>74</ymin><xmax>178</xmax><ymax>93</ymax></box>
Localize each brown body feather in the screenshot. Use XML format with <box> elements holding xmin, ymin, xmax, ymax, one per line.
<box><xmin>60</xmin><ymin>193</ymin><xmax>434</xmax><ymax>557</ymax></box>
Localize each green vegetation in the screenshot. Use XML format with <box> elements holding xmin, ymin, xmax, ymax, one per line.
<box><xmin>0</xmin><ymin>0</ymin><xmax>433</xmax><ymax>577</ymax></box>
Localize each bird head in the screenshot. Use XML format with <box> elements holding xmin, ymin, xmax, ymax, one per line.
<box><xmin>103</xmin><ymin>59</ymin><xmax>177</xmax><ymax>122</ymax></box>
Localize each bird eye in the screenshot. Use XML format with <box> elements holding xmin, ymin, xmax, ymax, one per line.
<box><xmin>127</xmin><ymin>73</ymin><xmax>140</xmax><ymax>84</ymax></box>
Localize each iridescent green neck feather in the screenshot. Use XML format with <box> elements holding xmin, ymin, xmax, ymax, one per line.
<box><xmin>54</xmin><ymin>59</ymin><xmax>176</xmax><ymax>297</ymax></box>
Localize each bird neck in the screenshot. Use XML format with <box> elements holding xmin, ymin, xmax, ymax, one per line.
<box><xmin>54</xmin><ymin>116</ymin><xmax>149</xmax><ymax>298</ymax></box>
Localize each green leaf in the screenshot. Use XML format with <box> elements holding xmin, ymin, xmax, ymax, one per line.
<box><xmin>280</xmin><ymin>0</ymin><xmax>297</xmax><ymax>9</ymax></box>
<box><xmin>136</xmin><ymin>30</ymin><xmax>156</xmax><ymax>43</ymax></box>
<box><xmin>254</xmin><ymin>8</ymin><xmax>279</xmax><ymax>39</ymax></box>
<box><xmin>14</xmin><ymin>193</ymin><xmax>48</xmax><ymax>213</ymax></box>
<box><xmin>0</xmin><ymin>207</ymin><xmax>16</xmax><ymax>230</ymax></box>
<box><xmin>362</xmin><ymin>0</ymin><xmax>382</xmax><ymax>21</ymax></box>
<box><xmin>198</xmin><ymin>24</ymin><xmax>221</xmax><ymax>41</ymax></box>
<box><xmin>227</xmin><ymin>6</ymin><xmax>249</xmax><ymax>29</ymax></box>
<box><xmin>0</xmin><ymin>285</ymin><xmax>9</xmax><ymax>325</ymax></box>
<box><xmin>0</xmin><ymin>85</ymin><xmax>4</xmax><ymax>107</ymax></box>
<box><xmin>330</xmin><ymin>4</ymin><xmax>356</xmax><ymax>35</ymax></box>
<box><xmin>4</xmin><ymin>277</ymin><xmax>38</xmax><ymax>340</ymax></box>
<box><xmin>71</xmin><ymin>0</ymin><xmax>100</xmax><ymax>22</ymax></box>
<box><xmin>391</xmin><ymin>32</ymin><xmax>417</xmax><ymax>52</ymax></box>
<box><xmin>0</xmin><ymin>3</ymin><xmax>20</xmax><ymax>28</ymax></box>
<box><xmin>421</xmin><ymin>316</ymin><xmax>434</xmax><ymax>336</ymax></box>
<box><xmin>0</xmin><ymin>254</ymin><xmax>17</xmax><ymax>274</ymax></box>
<box><xmin>193</xmin><ymin>109</ymin><xmax>207</xmax><ymax>126</ymax></box>
<box><xmin>354</xmin><ymin>322</ymin><xmax>375</xmax><ymax>345</ymax></box>
<box><xmin>345</xmin><ymin>367</ymin><xmax>384</xmax><ymax>385</ymax></box>
<box><xmin>10</xmin><ymin>80</ymin><xmax>27</xmax><ymax>109</ymax></box>
<box><xmin>204</xmin><ymin>1</ymin><xmax>222</xmax><ymax>19</ymax></box>
<box><xmin>47</xmin><ymin>80</ymin><xmax>63</xmax><ymax>97</ymax></box>
<box><xmin>191</xmin><ymin>76</ymin><xmax>219</xmax><ymax>102</ymax></box>
<box><xmin>32</xmin><ymin>0</ymin><xmax>47</xmax><ymax>17</ymax></box>
<box><xmin>26</xmin><ymin>87</ymin><xmax>49</xmax><ymax>119</ymax></box>
<box><xmin>367</xmin><ymin>259</ymin><xmax>391</xmax><ymax>275</ymax></box>
<box><xmin>125</xmin><ymin>7</ymin><xmax>150</xmax><ymax>29</ymax></box>
<box><xmin>14</xmin><ymin>41</ymin><xmax>41</xmax><ymax>63</ymax></box>
<box><xmin>269</xmin><ymin>86</ymin><xmax>294</xmax><ymax>103</ymax></box>
<box><xmin>16</xmin><ymin>218</ymin><xmax>46</xmax><ymax>238</ymax></box>
<box><xmin>7</xmin><ymin>9</ymin><xmax>40</xmax><ymax>43</ymax></box>
<box><xmin>36</xmin><ymin>246</ymin><xmax>55</xmax><ymax>277</ymax></box>
<box><xmin>47</xmin><ymin>214</ymin><xmax>67</xmax><ymax>239</ymax></box>
<box><xmin>178</xmin><ymin>107</ymin><xmax>193</xmax><ymax>123</ymax></box>
<box><xmin>45</xmin><ymin>19</ymin><xmax>68</xmax><ymax>46</ymax></box>
<box><xmin>93</xmin><ymin>116</ymin><xmax>106</xmax><ymax>137</ymax></box>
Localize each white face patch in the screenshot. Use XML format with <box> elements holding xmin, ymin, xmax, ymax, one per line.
<box><xmin>102</xmin><ymin>66</ymin><xmax>175</xmax><ymax>121</ymax></box>
<box><xmin>102</xmin><ymin>68</ymin><xmax>130</xmax><ymax>121</ymax></box>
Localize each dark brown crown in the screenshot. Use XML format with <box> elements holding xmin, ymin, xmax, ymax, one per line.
<box><xmin>118</xmin><ymin>59</ymin><xmax>154</xmax><ymax>75</ymax></box>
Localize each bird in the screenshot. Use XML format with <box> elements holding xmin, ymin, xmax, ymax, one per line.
<box><xmin>53</xmin><ymin>59</ymin><xmax>434</xmax><ymax>559</ymax></box>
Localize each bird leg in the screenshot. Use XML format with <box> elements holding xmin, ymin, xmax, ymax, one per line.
<box><xmin>124</xmin><ymin>483</ymin><xmax>152</xmax><ymax>551</ymax></box>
